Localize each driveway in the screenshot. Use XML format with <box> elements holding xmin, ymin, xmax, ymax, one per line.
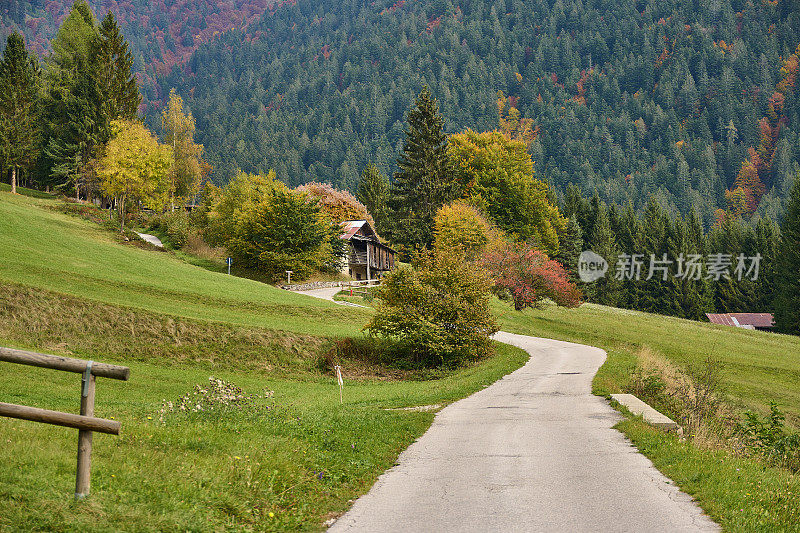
<box><xmin>294</xmin><ymin>286</ymin><xmax>366</xmax><ymax>307</ymax></box>
<box><xmin>328</xmin><ymin>332</ymin><xmax>719</xmax><ymax>532</ymax></box>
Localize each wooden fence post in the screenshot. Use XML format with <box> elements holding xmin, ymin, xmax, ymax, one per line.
<box><xmin>0</xmin><ymin>348</ymin><xmax>127</xmax><ymax>499</ymax></box>
<box><xmin>75</xmin><ymin>363</ymin><xmax>96</xmax><ymax>498</ymax></box>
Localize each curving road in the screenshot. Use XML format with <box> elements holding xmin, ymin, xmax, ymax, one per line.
<box><xmin>328</xmin><ymin>332</ymin><xmax>719</xmax><ymax>532</ymax></box>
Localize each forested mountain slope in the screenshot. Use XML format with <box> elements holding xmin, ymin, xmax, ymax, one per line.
<box><xmin>0</xmin><ymin>0</ymin><xmax>276</xmax><ymax>98</ymax></box>
<box><xmin>5</xmin><ymin>0</ymin><xmax>800</xmax><ymax>225</ymax></box>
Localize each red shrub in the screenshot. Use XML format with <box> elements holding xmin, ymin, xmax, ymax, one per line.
<box><xmin>481</xmin><ymin>242</ymin><xmax>582</xmax><ymax>310</ymax></box>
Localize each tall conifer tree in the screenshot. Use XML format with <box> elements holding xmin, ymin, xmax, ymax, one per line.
<box><xmin>41</xmin><ymin>0</ymin><xmax>99</xmax><ymax>195</ymax></box>
<box><xmin>386</xmin><ymin>86</ymin><xmax>456</xmax><ymax>254</ymax></box>
<box><xmin>0</xmin><ymin>32</ymin><xmax>41</xmax><ymax>194</ymax></box>
<box><xmin>357</xmin><ymin>162</ymin><xmax>389</xmax><ymax>234</ymax></box>
<box><xmin>774</xmin><ymin>173</ymin><xmax>800</xmax><ymax>334</ymax></box>
<box><xmin>94</xmin><ymin>11</ymin><xmax>141</xmax><ymax>137</ymax></box>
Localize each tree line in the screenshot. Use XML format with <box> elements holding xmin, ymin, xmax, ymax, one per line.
<box><xmin>557</xmin><ymin>180</ymin><xmax>800</xmax><ymax>335</ymax></box>
<box><xmin>0</xmin><ymin>1</ymin><xmax>205</xmax><ymax>227</ymax></box>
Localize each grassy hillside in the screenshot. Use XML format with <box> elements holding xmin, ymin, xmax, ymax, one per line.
<box><xmin>0</xmin><ymin>191</ymin><xmax>368</xmax><ymax>337</ymax></box>
<box><xmin>0</xmin><ymin>190</ymin><xmax>530</xmax><ymax>531</ymax></box>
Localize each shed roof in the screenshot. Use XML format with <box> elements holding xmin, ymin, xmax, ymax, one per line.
<box><xmin>705</xmin><ymin>313</ymin><xmax>774</xmax><ymax>329</ymax></box>
<box><xmin>339</xmin><ymin>220</ymin><xmax>397</xmax><ymax>253</ymax></box>
<box><xmin>340</xmin><ymin>220</ymin><xmax>369</xmax><ymax>240</ymax></box>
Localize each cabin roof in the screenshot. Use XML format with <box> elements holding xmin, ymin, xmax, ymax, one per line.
<box><xmin>705</xmin><ymin>313</ymin><xmax>774</xmax><ymax>329</ymax></box>
<box><xmin>339</xmin><ymin>220</ymin><xmax>396</xmax><ymax>253</ymax></box>
<box><xmin>340</xmin><ymin>220</ymin><xmax>370</xmax><ymax>240</ymax></box>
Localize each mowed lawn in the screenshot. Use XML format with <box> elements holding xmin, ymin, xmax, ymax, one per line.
<box><xmin>0</xmin><ymin>191</ymin><xmax>368</xmax><ymax>337</ymax></box>
<box><xmin>493</xmin><ymin>299</ymin><xmax>800</xmax><ymax>427</ymax></box>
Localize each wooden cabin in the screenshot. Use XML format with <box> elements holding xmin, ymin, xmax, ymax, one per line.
<box><xmin>340</xmin><ymin>220</ymin><xmax>396</xmax><ymax>280</ymax></box>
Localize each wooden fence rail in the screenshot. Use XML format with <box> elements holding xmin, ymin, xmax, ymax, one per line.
<box><xmin>0</xmin><ymin>347</ymin><xmax>129</xmax><ymax>499</ymax></box>
<box><xmin>342</xmin><ymin>278</ymin><xmax>381</xmax><ymax>297</ymax></box>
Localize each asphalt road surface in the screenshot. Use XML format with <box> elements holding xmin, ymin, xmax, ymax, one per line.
<box><xmin>328</xmin><ymin>332</ymin><xmax>719</xmax><ymax>533</ymax></box>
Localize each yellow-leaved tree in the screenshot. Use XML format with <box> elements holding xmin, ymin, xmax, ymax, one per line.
<box><xmin>448</xmin><ymin>129</ymin><xmax>565</xmax><ymax>255</ymax></box>
<box><xmin>161</xmin><ymin>88</ymin><xmax>206</xmax><ymax>210</ymax></box>
<box><xmin>434</xmin><ymin>201</ymin><xmax>503</xmax><ymax>261</ymax></box>
<box><xmin>98</xmin><ymin>120</ymin><xmax>174</xmax><ymax>231</ymax></box>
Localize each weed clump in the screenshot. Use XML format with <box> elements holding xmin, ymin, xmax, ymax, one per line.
<box><xmin>627</xmin><ymin>348</ymin><xmax>800</xmax><ymax>473</ymax></box>
<box><xmin>737</xmin><ymin>403</ymin><xmax>800</xmax><ymax>472</ymax></box>
<box><xmin>158</xmin><ymin>377</ymin><xmax>273</xmax><ymax>422</ymax></box>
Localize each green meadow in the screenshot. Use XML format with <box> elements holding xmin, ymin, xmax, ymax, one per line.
<box><xmin>2</xmin><ymin>189</ymin><xmax>800</xmax><ymax>531</ymax></box>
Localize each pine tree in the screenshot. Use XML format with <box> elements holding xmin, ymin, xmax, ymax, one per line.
<box><xmin>586</xmin><ymin>202</ymin><xmax>621</xmax><ymax>306</ymax></box>
<box><xmin>0</xmin><ymin>32</ymin><xmax>41</xmax><ymax>194</ymax></box>
<box><xmin>386</xmin><ymin>87</ymin><xmax>456</xmax><ymax>255</ymax></box>
<box><xmin>773</xmin><ymin>173</ymin><xmax>800</xmax><ymax>334</ymax></box>
<box><xmin>639</xmin><ymin>198</ymin><xmax>673</xmax><ymax>315</ymax></box>
<box><xmin>615</xmin><ymin>202</ymin><xmax>643</xmax><ymax>309</ymax></box>
<box><xmin>357</xmin><ymin>162</ymin><xmax>389</xmax><ymax>235</ymax></box>
<box><xmin>40</xmin><ymin>1</ymin><xmax>100</xmax><ymax>196</ymax></box>
<box><xmin>556</xmin><ymin>216</ymin><xmax>583</xmax><ymax>283</ymax></box>
<box><xmin>708</xmin><ymin>220</ymin><xmax>747</xmax><ymax>313</ymax></box>
<box><xmin>667</xmin><ymin>214</ymin><xmax>712</xmax><ymax>319</ymax></box>
<box><xmin>93</xmin><ymin>11</ymin><xmax>141</xmax><ymax>136</ymax></box>
<box><xmin>753</xmin><ymin>217</ymin><xmax>780</xmax><ymax>312</ymax></box>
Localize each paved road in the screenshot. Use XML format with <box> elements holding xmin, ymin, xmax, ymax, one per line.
<box><xmin>294</xmin><ymin>286</ymin><xmax>366</xmax><ymax>307</ymax></box>
<box><xmin>329</xmin><ymin>332</ymin><xmax>719</xmax><ymax>533</ymax></box>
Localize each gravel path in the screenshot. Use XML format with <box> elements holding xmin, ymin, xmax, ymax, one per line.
<box><xmin>135</xmin><ymin>232</ymin><xmax>163</xmax><ymax>248</ymax></box>
<box><xmin>294</xmin><ymin>286</ymin><xmax>366</xmax><ymax>307</ymax></box>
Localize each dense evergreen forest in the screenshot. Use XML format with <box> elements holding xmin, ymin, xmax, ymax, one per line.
<box><xmin>3</xmin><ymin>0</ymin><xmax>800</xmax><ymax>227</ymax></box>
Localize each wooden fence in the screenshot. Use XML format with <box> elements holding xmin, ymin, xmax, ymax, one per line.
<box><xmin>0</xmin><ymin>346</ymin><xmax>129</xmax><ymax>498</ymax></box>
<box><xmin>342</xmin><ymin>278</ymin><xmax>381</xmax><ymax>297</ymax></box>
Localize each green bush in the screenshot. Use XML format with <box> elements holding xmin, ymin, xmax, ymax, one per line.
<box><xmin>149</xmin><ymin>210</ymin><xmax>190</xmax><ymax>249</ymax></box>
<box><xmin>738</xmin><ymin>402</ymin><xmax>800</xmax><ymax>472</ymax></box>
<box><xmin>228</xmin><ymin>189</ymin><xmax>332</xmax><ymax>282</ymax></box>
<box><xmin>165</xmin><ymin>211</ymin><xmax>190</xmax><ymax>249</ymax></box>
<box><xmin>365</xmin><ymin>251</ymin><xmax>498</xmax><ymax>368</ymax></box>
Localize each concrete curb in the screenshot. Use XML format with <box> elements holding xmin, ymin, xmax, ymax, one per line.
<box><xmin>611</xmin><ymin>393</ymin><xmax>681</xmax><ymax>433</ymax></box>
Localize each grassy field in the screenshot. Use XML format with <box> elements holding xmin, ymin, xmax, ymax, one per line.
<box><xmin>0</xmin><ymin>190</ymin><xmax>530</xmax><ymax>531</ymax></box>
<box><xmin>0</xmin><ymin>341</ymin><xmax>526</xmax><ymax>532</ymax></box>
<box><xmin>0</xmin><ymin>191</ymin><xmax>368</xmax><ymax>337</ymax></box>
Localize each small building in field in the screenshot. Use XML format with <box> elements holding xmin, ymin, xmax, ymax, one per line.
<box><xmin>705</xmin><ymin>313</ymin><xmax>775</xmax><ymax>331</ymax></box>
<box><xmin>340</xmin><ymin>220</ymin><xmax>395</xmax><ymax>280</ymax></box>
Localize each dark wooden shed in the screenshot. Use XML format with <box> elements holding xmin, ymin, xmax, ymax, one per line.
<box><xmin>340</xmin><ymin>220</ymin><xmax>396</xmax><ymax>280</ymax></box>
